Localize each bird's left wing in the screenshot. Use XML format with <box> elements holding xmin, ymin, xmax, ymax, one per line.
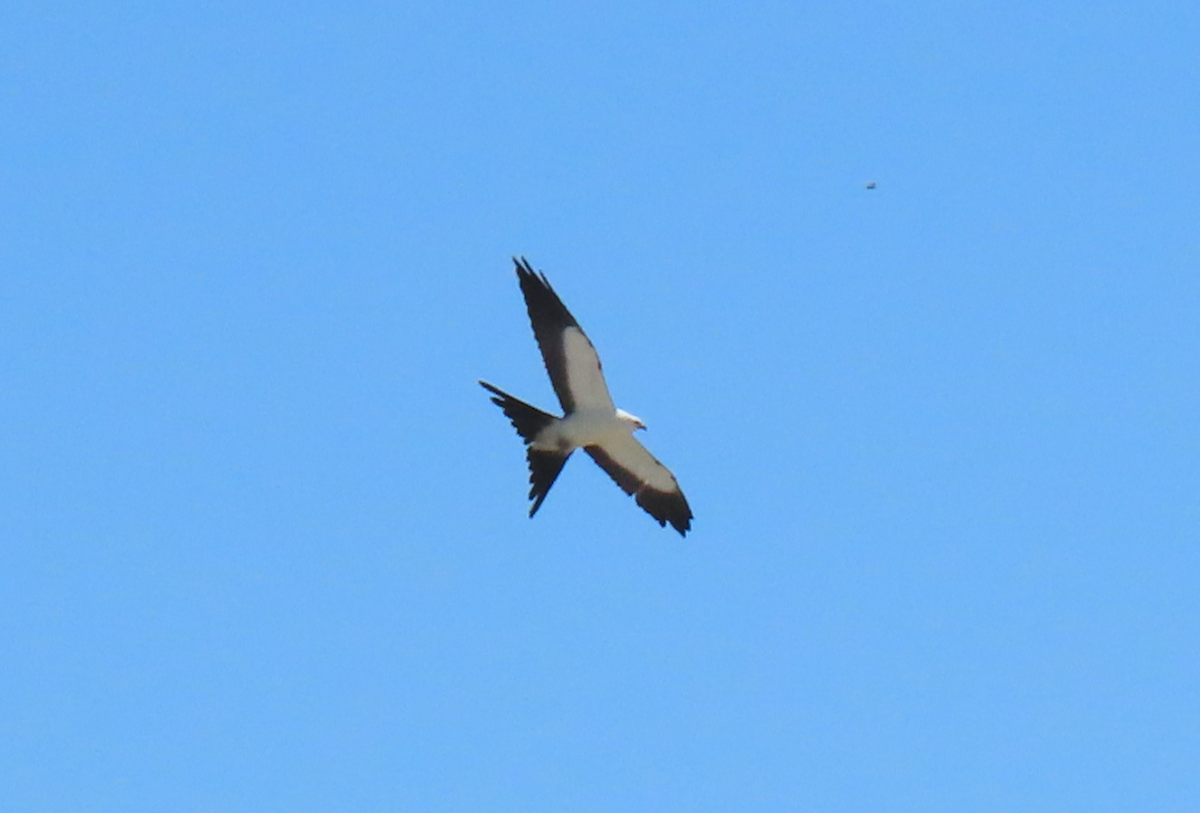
<box><xmin>514</xmin><ymin>257</ymin><xmax>614</xmax><ymax>414</ymax></box>
<box><xmin>585</xmin><ymin>435</ymin><xmax>693</xmax><ymax>536</ymax></box>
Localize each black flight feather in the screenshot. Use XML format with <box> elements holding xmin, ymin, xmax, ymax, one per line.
<box><xmin>513</xmin><ymin>257</ymin><xmax>583</xmax><ymax>414</ymax></box>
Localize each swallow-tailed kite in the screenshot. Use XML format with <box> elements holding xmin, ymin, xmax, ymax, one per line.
<box><xmin>480</xmin><ymin>258</ymin><xmax>693</xmax><ymax>536</ymax></box>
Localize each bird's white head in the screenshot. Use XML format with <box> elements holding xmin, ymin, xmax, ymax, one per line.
<box><xmin>616</xmin><ymin>408</ymin><xmax>647</xmax><ymax>431</ymax></box>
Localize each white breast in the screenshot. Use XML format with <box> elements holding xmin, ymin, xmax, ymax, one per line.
<box><xmin>532</xmin><ymin>408</ymin><xmax>629</xmax><ymax>453</ymax></box>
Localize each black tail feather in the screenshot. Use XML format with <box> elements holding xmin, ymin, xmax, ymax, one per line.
<box><xmin>479</xmin><ymin>380</ymin><xmax>556</xmax><ymax>443</ymax></box>
<box><xmin>479</xmin><ymin>380</ymin><xmax>570</xmax><ymax>516</ymax></box>
<box><xmin>526</xmin><ymin>450</ymin><xmax>569</xmax><ymax>517</ymax></box>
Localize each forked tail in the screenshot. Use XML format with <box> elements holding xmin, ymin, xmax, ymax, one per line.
<box><xmin>478</xmin><ymin>380</ymin><xmax>570</xmax><ymax>516</ymax></box>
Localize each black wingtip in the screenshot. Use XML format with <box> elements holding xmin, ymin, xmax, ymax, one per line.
<box><xmin>635</xmin><ymin>488</ymin><xmax>694</xmax><ymax>538</ymax></box>
<box><xmin>667</xmin><ymin>513</ymin><xmax>692</xmax><ymax>537</ymax></box>
<box><xmin>512</xmin><ymin>256</ymin><xmax>559</xmax><ymax>296</ymax></box>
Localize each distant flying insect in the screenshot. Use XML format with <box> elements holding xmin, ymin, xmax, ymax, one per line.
<box><xmin>480</xmin><ymin>258</ymin><xmax>693</xmax><ymax>536</ymax></box>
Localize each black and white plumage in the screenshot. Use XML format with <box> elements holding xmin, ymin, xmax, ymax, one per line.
<box><xmin>480</xmin><ymin>257</ymin><xmax>693</xmax><ymax>536</ymax></box>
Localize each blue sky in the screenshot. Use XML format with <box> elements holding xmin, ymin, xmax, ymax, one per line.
<box><xmin>3</xmin><ymin>2</ymin><xmax>1198</xmax><ymax>810</ymax></box>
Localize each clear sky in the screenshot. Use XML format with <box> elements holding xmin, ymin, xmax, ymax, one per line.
<box><xmin>3</xmin><ymin>2</ymin><xmax>1198</xmax><ymax>811</ymax></box>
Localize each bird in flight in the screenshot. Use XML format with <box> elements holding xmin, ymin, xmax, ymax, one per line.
<box><xmin>480</xmin><ymin>257</ymin><xmax>693</xmax><ymax>536</ymax></box>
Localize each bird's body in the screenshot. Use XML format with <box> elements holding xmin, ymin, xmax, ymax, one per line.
<box><xmin>530</xmin><ymin>408</ymin><xmax>640</xmax><ymax>454</ymax></box>
<box><xmin>480</xmin><ymin>258</ymin><xmax>693</xmax><ymax>536</ymax></box>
